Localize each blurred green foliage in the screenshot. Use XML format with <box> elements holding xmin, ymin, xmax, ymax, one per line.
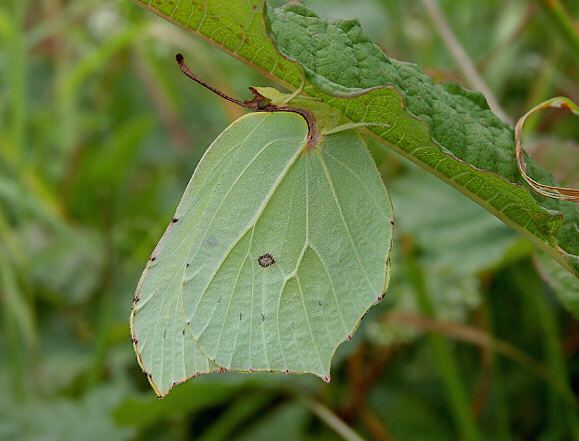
<box><xmin>0</xmin><ymin>0</ymin><xmax>578</xmax><ymax>440</ymax></box>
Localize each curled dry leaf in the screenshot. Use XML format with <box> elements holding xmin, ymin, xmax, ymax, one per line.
<box><xmin>515</xmin><ymin>97</ymin><xmax>579</xmax><ymax>202</ymax></box>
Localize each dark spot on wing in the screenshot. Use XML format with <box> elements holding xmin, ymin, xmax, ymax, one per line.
<box><xmin>150</xmin><ymin>256</ymin><xmax>156</xmax><ymax>262</ymax></box>
<box><xmin>239</xmin><ymin>312</ymin><xmax>242</xmax><ymax>321</ymax></box>
<box><xmin>258</xmin><ymin>253</ymin><xmax>275</xmax><ymax>267</ymax></box>
<box><xmin>206</xmin><ymin>236</ymin><xmax>219</xmax><ymax>247</ymax></box>
<box><xmin>172</xmin><ymin>218</ymin><xmax>178</xmax><ymax>223</ymax></box>
<box><xmin>260</xmin><ymin>313</ymin><xmax>265</xmax><ymax>322</ymax></box>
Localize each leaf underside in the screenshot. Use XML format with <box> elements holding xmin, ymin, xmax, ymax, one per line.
<box><xmin>133</xmin><ymin>0</ymin><xmax>578</xmax><ymax>276</ymax></box>
<box><xmin>131</xmin><ymin>113</ymin><xmax>393</xmax><ymax>396</ymax></box>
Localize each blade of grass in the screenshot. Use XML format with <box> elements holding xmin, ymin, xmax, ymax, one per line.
<box><xmin>402</xmin><ymin>238</ymin><xmax>482</xmax><ymax>441</ymax></box>
<box><xmin>479</xmin><ymin>288</ymin><xmax>513</xmax><ymax>441</ymax></box>
<box><xmin>383</xmin><ymin>311</ymin><xmax>572</xmax><ymax>400</ymax></box>
<box><xmin>0</xmin><ymin>254</ymin><xmax>35</xmax><ymax>399</ymax></box>
<box><xmin>5</xmin><ymin>0</ymin><xmax>27</xmax><ymax>170</ymax></box>
<box><xmin>536</xmin><ymin>0</ymin><xmax>579</xmax><ymax>64</ymax></box>
<box><xmin>55</xmin><ymin>24</ymin><xmax>144</xmax><ymax>168</ymax></box>
<box><xmin>523</xmin><ymin>45</ymin><xmax>561</xmax><ymax>135</ymax></box>
<box><xmin>491</xmin><ymin>359</ymin><xmax>512</xmax><ymax>441</ymax></box>
<box><xmin>513</xmin><ymin>266</ymin><xmax>579</xmax><ymax>439</ymax></box>
<box><xmin>133</xmin><ymin>47</ymin><xmax>192</xmax><ymax>155</ymax></box>
<box><xmin>197</xmin><ymin>395</ymin><xmax>272</xmax><ymax>441</ymax></box>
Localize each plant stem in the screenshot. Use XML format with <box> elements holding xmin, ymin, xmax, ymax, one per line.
<box><xmin>421</xmin><ymin>0</ymin><xmax>511</xmax><ymax>124</ymax></box>
<box><xmin>303</xmin><ymin>398</ymin><xmax>367</xmax><ymax>441</ymax></box>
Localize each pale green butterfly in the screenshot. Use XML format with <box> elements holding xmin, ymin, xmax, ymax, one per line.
<box><xmin>131</xmin><ymin>54</ymin><xmax>393</xmax><ymax>397</ymax></box>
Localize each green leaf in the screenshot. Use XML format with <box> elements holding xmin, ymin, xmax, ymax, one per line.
<box><xmin>131</xmin><ymin>112</ymin><xmax>393</xmax><ymax>396</ymax></box>
<box><xmin>232</xmin><ymin>402</ymin><xmax>308</xmax><ymax>441</ymax></box>
<box><xmin>130</xmin><ymin>0</ymin><xmax>578</xmax><ymax>276</ymax></box>
<box><xmin>368</xmin><ymin>168</ymin><xmax>521</xmax><ymax>346</ymax></box>
<box><xmin>0</xmin><ymin>386</ymin><xmax>133</xmax><ymax>441</ymax></box>
<box><xmin>390</xmin><ymin>167</ymin><xmax>523</xmax><ymax>275</ymax></box>
<box><xmin>265</xmin><ymin>4</ymin><xmax>578</xmax><ymax>275</ymax></box>
<box><xmin>114</xmin><ymin>382</ymin><xmax>239</xmax><ymax>427</ymax></box>
<box><xmin>536</xmin><ymin>252</ymin><xmax>579</xmax><ymax>320</ymax></box>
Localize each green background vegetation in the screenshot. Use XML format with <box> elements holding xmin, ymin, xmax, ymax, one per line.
<box><xmin>0</xmin><ymin>0</ymin><xmax>578</xmax><ymax>440</ymax></box>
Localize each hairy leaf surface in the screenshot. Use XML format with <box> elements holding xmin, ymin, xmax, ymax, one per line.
<box><xmin>131</xmin><ymin>0</ymin><xmax>578</xmax><ymax>275</ymax></box>
<box><xmin>131</xmin><ymin>112</ymin><xmax>393</xmax><ymax>396</ymax></box>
